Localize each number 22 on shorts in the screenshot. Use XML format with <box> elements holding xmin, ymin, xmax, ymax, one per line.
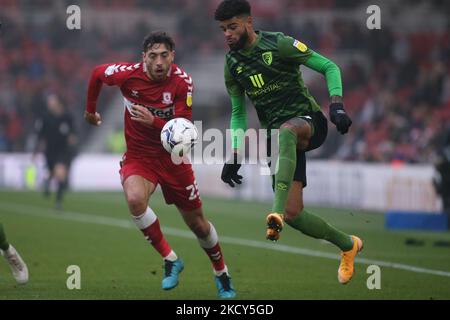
<box><xmin>186</xmin><ymin>181</ymin><xmax>200</xmax><ymax>201</ymax></box>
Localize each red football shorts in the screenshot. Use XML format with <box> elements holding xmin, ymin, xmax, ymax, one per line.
<box><xmin>119</xmin><ymin>154</ymin><xmax>202</xmax><ymax>211</ymax></box>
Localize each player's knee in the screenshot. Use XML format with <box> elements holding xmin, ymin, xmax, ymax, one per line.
<box><xmin>126</xmin><ymin>193</ymin><xmax>147</xmax><ymax>215</ymax></box>
<box><xmin>280</xmin><ymin>121</ymin><xmax>310</xmax><ymax>150</ymax></box>
<box><xmin>280</xmin><ymin>122</ymin><xmax>296</xmax><ymax>133</ymax></box>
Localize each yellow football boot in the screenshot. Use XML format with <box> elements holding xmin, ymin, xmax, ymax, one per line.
<box><xmin>266</xmin><ymin>213</ymin><xmax>284</xmax><ymax>241</ymax></box>
<box><xmin>338</xmin><ymin>235</ymin><xmax>363</xmax><ymax>284</ymax></box>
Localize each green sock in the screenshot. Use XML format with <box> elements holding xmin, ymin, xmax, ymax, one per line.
<box><xmin>0</xmin><ymin>223</ymin><xmax>10</xmax><ymax>251</ymax></box>
<box><xmin>286</xmin><ymin>210</ymin><xmax>354</xmax><ymax>251</ymax></box>
<box><xmin>272</xmin><ymin>128</ymin><xmax>297</xmax><ymax>213</ymax></box>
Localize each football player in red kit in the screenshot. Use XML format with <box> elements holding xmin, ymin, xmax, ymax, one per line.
<box><xmin>84</xmin><ymin>31</ymin><xmax>235</xmax><ymax>299</ymax></box>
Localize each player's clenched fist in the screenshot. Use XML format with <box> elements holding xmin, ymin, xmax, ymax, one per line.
<box><xmin>84</xmin><ymin>111</ymin><xmax>102</xmax><ymax>126</ymax></box>
<box><xmin>329</xmin><ymin>102</ymin><xmax>352</xmax><ymax>134</ymax></box>
<box><xmin>221</xmin><ymin>152</ymin><xmax>243</xmax><ymax>188</ymax></box>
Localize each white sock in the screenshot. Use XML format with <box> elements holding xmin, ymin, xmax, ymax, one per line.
<box><xmin>164</xmin><ymin>250</ymin><xmax>178</xmax><ymax>262</ymax></box>
<box><xmin>214</xmin><ymin>265</ymin><xmax>229</xmax><ymax>276</ymax></box>
<box><xmin>133</xmin><ymin>207</ymin><xmax>157</xmax><ymax>230</ymax></box>
<box><xmin>197</xmin><ymin>222</ymin><xmax>219</xmax><ymax>249</ymax></box>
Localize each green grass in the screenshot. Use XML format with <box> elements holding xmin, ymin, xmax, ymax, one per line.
<box><xmin>1</xmin><ymin>190</ymin><xmax>450</xmax><ymax>299</ymax></box>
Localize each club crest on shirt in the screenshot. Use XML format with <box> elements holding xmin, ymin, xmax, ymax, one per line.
<box><xmin>262</xmin><ymin>52</ymin><xmax>273</xmax><ymax>66</ymax></box>
<box><xmin>162</xmin><ymin>92</ymin><xmax>173</xmax><ymax>105</ymax></box>
<box><xmin>131</xmin><ymin>90</ymin><xmax>139</xmax><ymax>98</ymax></box>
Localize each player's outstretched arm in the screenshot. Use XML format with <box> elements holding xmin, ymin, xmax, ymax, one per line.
<box><xmin>221</xmin><ymin>62</ymin><xmax>247</xmax><ymax>187</ymax></box>
<box><xmin>304</xmin><ymin>52</ymin><xmax>352</xmax><ymax>134</ymax></box>
<box><xmin>85</xmin><ymin>63</ymin><xmax>132</xmax><ymax>127</ymax></box>
<box><xmin>85</xmin><ymin>65</ymin><xmax>107</xmax><ymax>125</ymax></box>
<box><xmin>221</xmin><ymin>95</ymin><xmax>246</xmax><ymax>188</ymax></box>
<box><xmin>278</xmin><ymin>34</ymin><xmax>352</xmax><ymax>134</ymax></box>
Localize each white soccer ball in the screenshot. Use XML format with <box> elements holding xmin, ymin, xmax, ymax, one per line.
<box><xmin>160</xmin><ymin>118</ymin><xmax>199</xmax><ymax>157</ymax></box>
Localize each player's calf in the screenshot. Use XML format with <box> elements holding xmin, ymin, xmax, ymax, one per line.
<box><xmin>133</xmin><ymin>207</ymin><xmax>174</xmax><ymax>258</ymax></box>
<box><xmin>194</xmin><ymin>219</ymin><xmax>236</xmax><ymax>298</ymax></box>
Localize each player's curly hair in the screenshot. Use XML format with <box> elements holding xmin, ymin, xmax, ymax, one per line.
<box><xmin>142</xmin><ymin>31</ymin><xmax>175</xmax><ymax>52</ymax></box>
<box><xmin>214</xmin><ymin>0</ymin><xmax>251</xmax><ymax>21</ymax></box>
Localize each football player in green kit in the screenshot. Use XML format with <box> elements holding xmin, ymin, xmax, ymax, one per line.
<box><xmin>215</xmin><ymin>0</ymin><xmax>363</xmax><ymax>284</ymax></box>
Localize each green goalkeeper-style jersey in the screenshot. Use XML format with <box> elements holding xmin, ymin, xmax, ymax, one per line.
<box><xmin>224</xmin><ymin>30</ymin><xmax>343</xmax><ymax>148</ymax></box>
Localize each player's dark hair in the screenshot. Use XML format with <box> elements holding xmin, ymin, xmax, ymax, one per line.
<box><xmin>214</xmin><ymin>0</ymin><xmax>251</xmax><ymax>21</ymax></box>
<box><xmin>142</xmin><ymin>31</ymin><xmax>175</xmax><ymax>52</ymax></box>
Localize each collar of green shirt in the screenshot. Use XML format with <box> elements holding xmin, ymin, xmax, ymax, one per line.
<box><xmin>239</xmin><ymin>30</ymin><xmax>262</xmax><ymax>56</ymax></box>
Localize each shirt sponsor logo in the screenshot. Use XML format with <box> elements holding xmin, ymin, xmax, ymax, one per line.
<box><xmin>124</xmin><ymin>98</ymin><xmax>174</xmax><ymax>119</ymax></box>
<box><xmin>247</xmin><ymin>83</ymin><xmax>282</xmax><ymax>97</ymax></box>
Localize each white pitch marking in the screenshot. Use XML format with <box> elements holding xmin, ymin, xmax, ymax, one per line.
<box><xmin>1</xmin><ymin>201</ymin><xmax>450</xmax><ymax>278</ymax></box>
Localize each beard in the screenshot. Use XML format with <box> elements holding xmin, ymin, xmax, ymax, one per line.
<box><xmin>149</xmin><ymin>69</ymin><xmax>167</xmax><ymax>81</ymax></box>
<box><xmin>229</xmin><ymin>28</ymin><xmax>249</xmax><ymax>51</ymax></box>
<box><xmin>144</xmin><ymin>60</ymin><xmax>169</xmax><ymax>82</ymax></box>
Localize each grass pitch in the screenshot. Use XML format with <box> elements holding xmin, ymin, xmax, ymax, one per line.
<box><xmin>1</xmin><ymin>190</ymin><xmax>449</xmax><ymax>299</ymax></box>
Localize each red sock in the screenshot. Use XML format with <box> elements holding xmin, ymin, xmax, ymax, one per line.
<box><xmin>203</xmin><ymin>243</ymin><xmax>225</xmax><ymax>271</ymax></box>
<box><xmin>141</xmin><ymin>219</ymin><xmax>172</xmax><ymax>258</ymax></box>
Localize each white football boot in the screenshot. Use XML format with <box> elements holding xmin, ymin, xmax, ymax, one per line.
<box><xmin>1</xmin><ymin>245</ymin><xmax>29</xmax><ymax>285</ymax></box>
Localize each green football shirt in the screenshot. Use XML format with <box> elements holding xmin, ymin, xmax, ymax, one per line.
<box><xmin>224</xmin><ymin>30</ymin><xmax>342</xmax><ymax>148</ymax></box>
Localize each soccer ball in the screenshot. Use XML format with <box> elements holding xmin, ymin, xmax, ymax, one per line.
<box><xmin>160</xmin><ymin>118</ymin><xmax>199</xmax><ymax>157</ymax></box>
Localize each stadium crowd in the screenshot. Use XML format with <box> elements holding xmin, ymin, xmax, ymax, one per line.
<box><xmin>0</xmin><ymin>0</ymin><xmax>449</xmax><ymax>164</ymax></box>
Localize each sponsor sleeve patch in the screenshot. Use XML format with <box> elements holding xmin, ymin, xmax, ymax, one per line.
<box><xmin>293</xmin><ymin>39</ymin><xmax>308</xmax><ymax>53</ymax></box>
<box><xmin>186</xmin><ymin>92</ymin><xmax>193</xmax><ymax>107</ymax></box>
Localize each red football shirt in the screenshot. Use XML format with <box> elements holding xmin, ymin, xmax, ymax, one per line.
<box><xmin>86</xmin><ymin>62</ymin><xmax>194</xmax><ymax>158</ymax></box>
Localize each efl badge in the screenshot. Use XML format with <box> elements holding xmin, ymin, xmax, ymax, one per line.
<box><xmin>186</xmin><ymin>92</ymin><xmax>193</xmax><ymax>107</ymax></box>
<box><xmin>293</xmin><ymin>39</ymin><xmax>308</xmax><ymax>52</ymax></box>
<box><xmin>162</xmin><ymin>92</ymin><xmax>172</xmax><ymax>104</ymax></box>
<box><xmin>262</xmin><ymin>52</ymin><xmax>272</xmax><ymax>66</ymax></box>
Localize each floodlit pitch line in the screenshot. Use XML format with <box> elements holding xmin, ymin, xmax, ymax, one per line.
<box><xmin>2</xmin><ymin>201</ymin><xmax>450</xmax><ymax>278</ymax></box>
